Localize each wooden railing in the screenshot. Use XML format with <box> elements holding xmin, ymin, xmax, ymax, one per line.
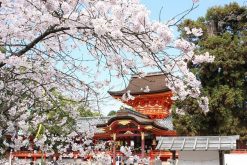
<box><xmin>12</xmin><ymin>150</ymin><xmax>177</xmax><ymax>160</ymax></box>
<box><xmin>231</xmin><ymin>149</ymin><xmax>247</xmax><ymax>154</ymax></box>
<box><xmin>149</xmin><ymin>150</ymin><xmax>177</xmax><ymax>159</ymax></box>
<box><xmin>12</xmin><ymin>151</ymin><xmax>46</xmax><ymax>159</ymax></box>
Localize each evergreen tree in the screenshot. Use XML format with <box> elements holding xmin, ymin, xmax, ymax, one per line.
<box><xmin>173</xmin><ymin>2</ymin><xmax>247</xmax><ymax>139</ymax></box>
<box><xmin>107</xmin><ymin>110</ymin><xmax>117</xmax><ymax>116</ymax></box>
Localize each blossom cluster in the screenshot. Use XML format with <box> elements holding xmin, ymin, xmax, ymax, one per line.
<box><xmin>120</xmin><ymin>146</ymin><xmax>132</xmax><ymax>157</ymax></box>
<box><xmin>184</xmin><ymin>27</ymin><xmax>203</xmax><ymax>37</ymax></box>
<box><xmin>193</xmin><ymin>52</ymin><xmax>215</xmax><ymax>64</ymax></box>
<box><xmin>120</xmin><ymin>146</ymin><xmax>150</xmax><ymax>164</ymax></box>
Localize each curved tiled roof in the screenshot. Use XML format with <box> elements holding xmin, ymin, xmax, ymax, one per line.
<box><xmin>97</xmin><ymin>108</ymin><xmax>169</xmax><ymax>131</ymax></box>
<box><xmin>76</xmin><ymin>114</ymin><xmax>174</xmax><ymax>133</ymax></box>
<box><xmin>155</xmin><ymin>115</ymin><xmax>174</xmax><ymax>130</ymax></box>
<box><xmin>108</xmin><ymin>72</ymin><xmax>170</xmax><ymax>96</ymax></box>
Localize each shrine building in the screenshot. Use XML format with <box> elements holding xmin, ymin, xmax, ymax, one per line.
<box><xmin>76</xmin><ymin>72</ymin><xmax>177</xmax><ymax>162</ymax></box>
<box><xmin>108</xmin><ymin>72</ymin><xmax>172</xmax><ymax>119</ymax></box>
<box><xmin>10</xmin><ymin>72</ymin><xmax>245</xmax><ymax>163</ymax></box>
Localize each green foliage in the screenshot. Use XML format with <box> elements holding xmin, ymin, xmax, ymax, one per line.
<box><xmin>107</xmin><ymin>110</ymin><xmax>117</xmax><ymax>116</ymax></box>
<box><xmin>0</xmin><ymin>46</ymin><xmax>6</xmax><ymax>53</ymax></box>
<box><xmin>174</xmin><ymin>2</ymin><xmax>247</xmax><ymax>139</ymax></box>
<box><xmin>32</xmin><ymin>91</ymin><xmax>99</xmax><ymax>151</ymax></box>
<box><xmin>78</xmin><ymin>107</ymin><xmax>100</xmax><ymax>117</ymax></box>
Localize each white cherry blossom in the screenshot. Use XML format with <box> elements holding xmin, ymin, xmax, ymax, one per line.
<box><xmin>191</xmin><ymin>27</ymin><xmax>203</xmax><ymax>37</ymax></box>
<box><xmin>193</xmin><ymin>52</ymin><xmax>215</xmax><ymax>64</ymax></box>
<box><xmin>0</xmin><ymin>0</ymin><xmax>213</xmax><ymax>160</ymax></box>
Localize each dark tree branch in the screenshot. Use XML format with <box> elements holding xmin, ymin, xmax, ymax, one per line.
<box><xmin>0</xmin><ymin>25</ymin><xmax>92</xmax><ymax>68</ymax></box>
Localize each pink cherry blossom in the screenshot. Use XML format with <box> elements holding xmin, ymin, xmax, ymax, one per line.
<box><xmin>0</xmin><ymin>0</ymin><xmax>214</xmax><ymax>160</ymax></box>
<box><xmin>192</xmin><ymin>0</ymin><xmax>200</xmax><ymax>3</ymax></box>
<box><xmin>193</xmin><ymin>52</ymin><xmax>215</xmax><ymax>64</ymax></box>
<box><xmin>174</xmin><ymin>38</ymin><xmax>195</xmax><ymax>53</ymax></box>
<box><xmin>191</xmin><ymin>27</ymin><xmax>203</xmax><ymax>36</ymax></box>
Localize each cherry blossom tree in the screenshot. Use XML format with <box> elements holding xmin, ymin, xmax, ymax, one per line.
<box><xmin>0</xmin><ymin>0</ymin><xmax>213</xmax><ymax>161</ymax></box>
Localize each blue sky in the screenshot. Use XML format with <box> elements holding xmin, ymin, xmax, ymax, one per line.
<box><xmin>141</xmin><ymin>0</ymin><xmax>246</xmax><ymax>21</ymax></box>
<box><xmin>99</xmin><ymin>0</ymin><xmax>246</xmax><ymax>115</ymax></box>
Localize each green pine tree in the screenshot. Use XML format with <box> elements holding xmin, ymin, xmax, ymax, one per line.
<box><xmin>107</xmin><ymin>110</ymin><xmax>117</xmax><ymax>116</ymax></box>
<box><xmin>173</xmin><ymin>2</ymin><xmax>247</xmax><ymax>139</ymax></box>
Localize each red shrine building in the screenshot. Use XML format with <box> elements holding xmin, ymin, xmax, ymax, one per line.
<box><xmin>109</xmin><ymin>72</ymin><xmax>173</xmax><ymax>119</ymax></box>
<box><xmin>9</xmin><ymin>72</ymin><xmax>246</xmax><ymax>163</ymax></box>
<box><xmin>92</xmin><ymin>72</ymin><xmax>177</xmax><ymax>162</ymax></box>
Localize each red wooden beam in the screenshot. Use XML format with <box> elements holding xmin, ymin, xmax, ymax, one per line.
<box><xmin>117</xmin><ymin>133</ymin><xmax>141</xmax><ymax>137</ymax></box>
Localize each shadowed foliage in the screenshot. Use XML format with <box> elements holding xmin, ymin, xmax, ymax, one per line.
<box><xmin>173</xmin><ymin>2</ymin><xmax>247</xmax><ymax>139</ymax></box>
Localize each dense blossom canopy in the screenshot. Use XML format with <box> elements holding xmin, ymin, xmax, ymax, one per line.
<box><xmin>0</xmin><ymin>0</ymin><xmax>213</xmax><ymax>160</ymax></box>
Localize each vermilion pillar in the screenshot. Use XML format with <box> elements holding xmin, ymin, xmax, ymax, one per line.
<box><xmin>141</xmin><ymin>132</ymin><xmax>145</xmax><ymax>158</ymax></box>
<box><xmin>112</xmin><ymin>133</ymin><xmax>116</xmax><ymax>165</ymax></box>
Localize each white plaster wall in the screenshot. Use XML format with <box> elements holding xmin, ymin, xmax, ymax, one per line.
<box><xmin>224</xmin><ymin>154</ymin><xmax>247</xmax><ymax>165</ymax></box>
<box><xmin>178</xmin><ymin>151</ymin><xmax>219</xmax><ymax>165</ymax></box>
